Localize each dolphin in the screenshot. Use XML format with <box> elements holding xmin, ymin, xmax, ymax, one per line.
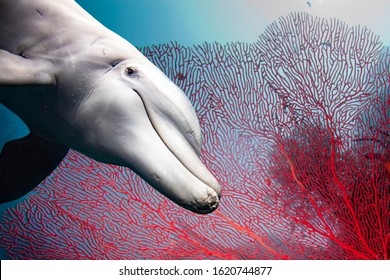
<box><xmin>0</xmin><ymin>0</ymin><xmax>221</xmax><ymax>214</ymax></box>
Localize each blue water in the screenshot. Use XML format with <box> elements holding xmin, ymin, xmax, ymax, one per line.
<box><xmin>75</xmin><ymin>0</ymin><xmax>264</xmax><ymax>47</ymax></box>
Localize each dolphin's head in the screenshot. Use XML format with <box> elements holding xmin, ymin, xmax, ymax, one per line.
<box><xmin>72</xmin><ymin>44</ymin><xmax>221</xmax><ymax>214</ymax></box>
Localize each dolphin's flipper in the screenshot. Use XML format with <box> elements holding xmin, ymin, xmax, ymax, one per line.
<box><xmin>0</xmin><ymin>49</ymin><xmax>55</xmax><ymax>86</ymax></box>
<box><xmin>0</xmin><ymin>134</ymin><xmax>68</xmax><ymax>203</ymax></box>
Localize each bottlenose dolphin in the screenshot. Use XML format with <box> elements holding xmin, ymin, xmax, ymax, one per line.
<box><xmin>0</xmin><ymin>0</ymin><xmax>221</xmax><ymax>214</ymax></box>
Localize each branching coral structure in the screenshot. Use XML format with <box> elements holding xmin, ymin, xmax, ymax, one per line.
<box><xmin>1</xmin><ymin>13</ymin><xmax>389</xmax><ymax>259</ymax></box>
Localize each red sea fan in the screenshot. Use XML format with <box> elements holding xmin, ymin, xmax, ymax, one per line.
<box><xmin>0</xmin><ymin>12</ymin><xmax>389</xmax><ymax>259</ymax></box>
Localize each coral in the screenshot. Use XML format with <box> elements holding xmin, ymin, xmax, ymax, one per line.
<box><xmin>0</xmin><ymin>13</ymin><xmax>389</xmax><ymax>259</ymax></box>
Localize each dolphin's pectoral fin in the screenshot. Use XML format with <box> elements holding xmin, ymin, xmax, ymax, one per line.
<box><xmin>0</xmin><ymin>49</ymin><xmax>55</xmax><ymax>86</ymax></box>
<box><xmin>0</xmin><ymin>133</ymin><xmax>68</xmax><ymax>203</ymax></box>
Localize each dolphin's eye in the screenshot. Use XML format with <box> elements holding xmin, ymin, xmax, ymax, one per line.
<box><xmin>125</xmin><ymin>67</ymin><xmax>136</xmax><ymax>76</ymax></box>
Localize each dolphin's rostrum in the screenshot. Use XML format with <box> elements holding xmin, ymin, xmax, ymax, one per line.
<box><xmin>0</xmin><ymin>0</ymin><xmax>221</xmax><ymax>214</ymax></box>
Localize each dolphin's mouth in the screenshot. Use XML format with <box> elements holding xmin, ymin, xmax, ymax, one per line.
<box><xmin>133</xmin><ymin>89</ymin><xmax>221</xmax><ymax>214</ymax></box>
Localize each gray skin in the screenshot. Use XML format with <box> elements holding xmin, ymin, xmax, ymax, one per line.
<box><xmin>0</xmin><ymin>0</ymin><xmax>221</xmax><ymax>214</ymax></box>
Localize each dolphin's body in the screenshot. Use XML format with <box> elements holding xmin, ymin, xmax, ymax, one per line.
<box><xmin>0</xmin><ymin>0</ymin><xmax>220</xmax><ymax>214</ymax></box>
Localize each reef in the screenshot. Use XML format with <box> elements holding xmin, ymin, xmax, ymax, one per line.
<box><xmin>1</xmin><ymin>12</ymin><xmax>389</xmax><ymax>260</ymax></box>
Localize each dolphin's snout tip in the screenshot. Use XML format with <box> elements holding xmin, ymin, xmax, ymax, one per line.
<box><xmin>191</xmin><ymin>191</ymin><xmax>220</xmax><ymax>214</ymax></box>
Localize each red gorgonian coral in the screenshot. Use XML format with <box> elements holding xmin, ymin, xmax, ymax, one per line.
<box><xmin>1</xmin><ymin>13</ymin><xmax>389</xmax><ymax>259</ymax></box>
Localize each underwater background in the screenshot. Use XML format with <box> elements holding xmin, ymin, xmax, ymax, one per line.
<box><xmin>0</xmin><ymin>0</ymin><xmax>389</xmax><ymax>259</ymax></box>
